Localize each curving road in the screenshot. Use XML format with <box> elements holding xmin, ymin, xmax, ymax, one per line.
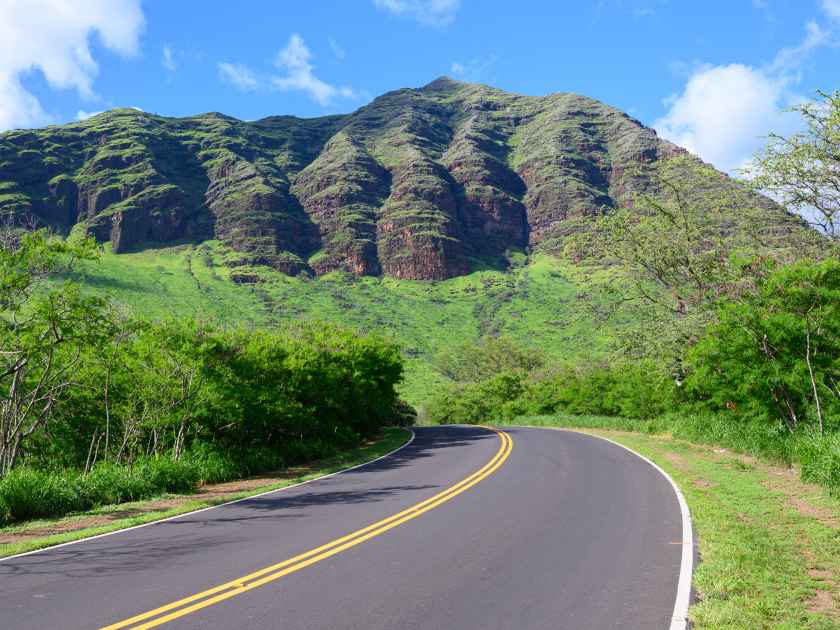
<box><xmin>0</xmin><ymin>426</ymin><xmax>687</xmax><ymax>630</ymax></box>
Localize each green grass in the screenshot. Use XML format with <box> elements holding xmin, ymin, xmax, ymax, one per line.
<box><xmin>0</xmin><ymin>427</ymin><xmax>411</xmax><ymax>559</ymax></box>
<box><xmin>596</xmin><ymin>431</ymin><xmax>840</xmax><ymax>629</ymax></box>
<box><xmin>498</xmin><ymin>418</ymin><xmax>840</xmax><ymax>628</ymax></box>
<box><xmin>74</xmin><ymin>243</ymin><xmax>640</xmax><ymax>406</ymax></box>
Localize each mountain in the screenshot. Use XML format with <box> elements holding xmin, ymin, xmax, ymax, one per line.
<box><xmin>1</xmin><ymin>78</ymin><xmax>811</xmax><ymax>404</ymax></box>
<box><xmin>0</xmin><ymin>77</ymin><xmax>700</xmax><ymax>281</ymax></box>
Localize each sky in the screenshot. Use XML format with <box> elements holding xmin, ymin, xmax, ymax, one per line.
<box><xmin>0</xmin><ymin>0</ymin><xmax>838</xmax><ymax>174</ymax></box>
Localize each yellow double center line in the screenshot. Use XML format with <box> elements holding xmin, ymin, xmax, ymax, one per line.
<box><xmin>102</xmin><ymin>427</ymin><xmax>513</xmax><ymax>629</ymax></box>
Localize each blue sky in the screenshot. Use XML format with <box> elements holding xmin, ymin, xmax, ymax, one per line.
<box><xmin>1</xmin><ymin>0</ymin><xmax>839</xmax><ymax>172</ymax></box>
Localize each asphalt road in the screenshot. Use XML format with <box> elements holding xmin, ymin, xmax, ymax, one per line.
<box><xmin>0</xmin><ymin>426</ymin><xmax>686</xmax><ymax>630</ymax></box>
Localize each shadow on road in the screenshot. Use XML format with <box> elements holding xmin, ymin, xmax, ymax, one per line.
<box><xmin>0</xmin><ymin>426</ymin><xmax>495</xmax><ymax>578</ymax></box>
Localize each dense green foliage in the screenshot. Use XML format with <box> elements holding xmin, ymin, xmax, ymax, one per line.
<box><xmin>426</xmin><ymin>354</ymin><xmax>675</xmax><ymax>425</ymax></box>
<box><xmin>427</xmin><ymin>257</ymin><xmax>840</xmax><ymax>477</ymax></box>
<box><xmin>0</xmin><ymin>229</ymin><xmax>405</xmax><ymax>525</ymax></box>
<box><xmin>426</xmin><ymin>259</ymin><xmax>840</xmax><ymax>494</ymax></box>
<box><xmin>686</xmin><ymin>260</ymin><xmax>840</xmax><ymax>433</ymax></box>
<box><xmin>35</xmin><ymin>319</ymin><xmax>404</xmax><ymax>470</ymax></box>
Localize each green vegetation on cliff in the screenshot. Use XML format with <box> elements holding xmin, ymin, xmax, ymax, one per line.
<box><xmin>0</xmin><ymin>78</ymin><xmax>799</xmax><ymax>283</ymax></box>
<box><xmin>71</xmin><ymin>242</ymin><xmax>638</xmax><ymax>406</ymax></box>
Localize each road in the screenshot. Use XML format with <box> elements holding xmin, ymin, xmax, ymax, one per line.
<box><xmin>0</xmin><ymin>426</ymin><xmax>688</xmax><ymax>630</ymax></box>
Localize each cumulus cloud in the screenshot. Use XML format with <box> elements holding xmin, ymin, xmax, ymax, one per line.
<box><xmin>654</xmin><ymin>22</ymin><xmax>829</xmax><ymax>173</ymax></box>
<box><xmin>217</xmin><ymin>62</ymin><xmax>259</xmax><ymax>92</ymax></box>
<box><xmin>373</xmin><ymin>0</ymin><xmax>460</xmax><ymax>26</ymax></box>
<box><xmin>271</xmin><ymin>34</ymin><xmax>357</xmax><ymax>105</ymax></box>
<box><xmin>0</xmin><ymin>0</ymin><xmax>145</xmax><ymax>131</ymax></box>
<box><xmin>217</xmin><ymin>35</ymin><xmax>357</xmax><ymax>106</ymax></box>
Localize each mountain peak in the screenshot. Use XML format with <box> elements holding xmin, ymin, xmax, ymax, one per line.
<box><xmin>421</xmin><ymin>76</ymin><xmax>464</xmax><ymax>91</ymax></box>
<box><xmin>0</xmin><ymin>80</ymin><xmax>780</xmax><ymax>282</ymax></box>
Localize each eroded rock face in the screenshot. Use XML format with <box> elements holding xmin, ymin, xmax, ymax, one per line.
<box><xmin>0</xmin><ymin>78</ymin><xmax>776</xmax><ymax>279</ymax></box>
<box><xmin>205</xmin><ymin>157</ymin><xmax>317</xmax><ymax>272</ymax></box>
<box><xmin>441</xmin><ymin>110</ymin><xmax>528</xmax><ymax>259</ymax></box>
<box><xmin>291</xmin><ymin>133</ymin><xmax>388</xmax><ymax>276</ymax></box>
<box><xmin>377</xmin><ymin>154</ymin><xmax>467</xmax><ymax>280</ymax></box>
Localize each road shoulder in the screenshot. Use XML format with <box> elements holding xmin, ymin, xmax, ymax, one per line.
<box><xmin>0</xmin><ymin>427</ymin><xmax>412</xmax><ymax>560</ymax></box>
<box><xmin>574</xmin><ymin>428</ymin><xmax>840</xmax><ymax>629</ymax></box>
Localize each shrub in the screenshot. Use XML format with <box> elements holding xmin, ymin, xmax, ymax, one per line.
<box><xmin>137</xmin><ymin>458</ymin><xmax>199</xmax><ymax>495</ymax></box>
<box><xmin>0</xmin><ymin>469</ymin><xmax>82</xmax><ymax>523</ymax></box>
<box><xmin>796</xmin><ymin>432</ymin><xmax>840</xmax><ymax>494</ymax></box>
<box><xmin>182</xmin><ymin>443</ymin><xmax>244</xmax><ymax>485</ymax></box>
<box><xmin>428</xmin><ymin>360</ymin><xmax>676</xmax><ymax>425</ymax></box>
<box><xmin>78</xmin><ymin>463</ymin><xmax>151</xmax><ymax>506</ymax></box>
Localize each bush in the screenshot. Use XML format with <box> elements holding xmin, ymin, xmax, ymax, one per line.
<box><xmin>684</xmin><ymin>259</ymin><xmax>840</xmax><ymax>433</ymax></box>
<box><xmin>392</xmin><ymin>399</ymin><xmax>418</xmax><ymax>427</ymax></box>
<box><xmin>0</xmin><ymin>430</ymin><xmax>369</xmax><ymax>526</ymax></box>
<box><xmin>78</xmin><ymin>463</ymin><xmax>152</xmax><ymax>506</ymax></box>
<box><xmin>136</xmin><ymin>458</ymin><xmax>199</xmax><ymax>495</ymax></box>
<box><xmin>796</xmin><ymin>432</ymin><xmax>840</xmax><ymax>493</ymax></box>
<box><xmin>182</xmin><ymin>443</ymin><xmax>244</xmax><ymax>485</ymax></box>
<box><xmin>427</xmin><ymin>360</ymin><xmax>676</xmax><ymax>425</ymax></box>
<box><xmin>0</xmin><ymin>469</ymin><xmax>82</xmax><ymax>523</ymax></box>
<box><xmin>0</xmin><ymin>316</ymin><xmax>406</xmax><ymax>526</ymax></box>
<box><xmin>427</xmin><ymin>371</ymin><xmax>525</xmax><ymax>425</ymax></box>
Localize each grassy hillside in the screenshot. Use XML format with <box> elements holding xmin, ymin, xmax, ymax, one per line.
<box><xmin>74</xmin><ymin>242</ymin><xmax>637</xmax><ymax>406</ymax></box>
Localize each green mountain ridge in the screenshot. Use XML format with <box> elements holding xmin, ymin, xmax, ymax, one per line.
<box><xmin>2</xmin><ymin>76</ymin><xmax>709</xmax><ymax>280</ymax></box>
<box><xmin>1</xmin><ymin>78</ymin><xmax>806</xmax><ymax>404</ymax></box>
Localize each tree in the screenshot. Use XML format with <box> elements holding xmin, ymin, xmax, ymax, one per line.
<box><xmin>750</xmin><ymin>91</ymin><xmax>840</xmax><ymax>242</ymax></box>
<box><xmin>435</xmin><ymin>335</ymin><xmax>544</xmax><ymax>383</ymax></box>
<box><xmin>573</xmin><ymin>155</ymin><xmax>808</xmax><ymax>365</ymax></box>
<box><xmin>0</xmin><ymin>229</ymin><xmax>107</xmax><ymax>475</ymax></box>
<box><xmin>686</xmin><ymin>260</ymin><xmax>840</xmax><ymax>433</ymax></box>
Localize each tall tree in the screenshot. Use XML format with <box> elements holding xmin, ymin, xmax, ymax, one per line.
<box><xmin>0</xmin><ymin>228</ymin><xmax>107</xmax><ymax>475</ymax></box>
<box><xmin>750</xmin><ymin>90</ymin><xmax>840</xmax><ymax>243</ymax></box>
<box><xmin>572</xmin><ymin>155</ymin><xmax>805</xmax><ymax>364</ymax></box>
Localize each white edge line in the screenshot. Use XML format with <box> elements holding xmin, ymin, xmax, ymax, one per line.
<box><xmin>512</xmin><ymin>426</ymin><xmax>694</xmax><ymax>630</ymax></box>
<box><xmin>0</xmin><ymin>428</ymin><xmax>416</xmax><ymax>564</ymax></box>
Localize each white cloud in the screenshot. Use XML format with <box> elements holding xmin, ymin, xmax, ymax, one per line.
<box><xmin>654</xmin><ymin>22</ymin><xmax>829</xmax><ymax>173</ymax></box>
<box><xmin>217</xmin><ymin>62</ymin><xmax>259</xmax><ymax>92</ymax></box>
<box><xmin>823</xmin><ymin>0</ymin><xmax>840</xmax><ymax>20</ymax></box>
<box><xmin>271</xmin><ymin>34</ymin><xmax>357</xmax><ymax>105</ymax></box>
<box><xmin>328</xmin><ymin>37</ymin><xmax>346</xmax><ymax>60</ymax></box>
<box><xmin>76</xmin><ymin>109</ymin><xmax>104</xmax><ymax>120</ymax></box>
<box><xmin>373</xmin><ymin>0</ymin><xmax>460</xmax><ymax>26</ymax></box>
<box><xmin>0</xmin><ymin>0</ymin><xmax>144</xmax><ymax>131</ymax></box>
<box><xmin>768</xmin><ymin>21</ymin><xmax>829</xmax><ymax>74</ymax></box>
<box><xmin>162</xmin><ymin>45</ymin><xmax>176</xmax><ymax>73</ymax></box>
<box><xmin>447</xmin><ymin>55</ymin><xmax>497</xmax><ymax>83</ymax></box>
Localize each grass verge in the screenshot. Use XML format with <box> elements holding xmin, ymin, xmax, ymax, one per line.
<box><xmin>0</xmin><ymin>427</ymin><xmax>411</xmax><ymax>560</ymax></box>
<box><xmin>501</xmin><ymin>420</ymin><xmax>840</xmax><ymax>629</ymax></box>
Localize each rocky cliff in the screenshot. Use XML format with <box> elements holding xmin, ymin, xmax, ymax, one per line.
<box><xmin>0</xmin><ymin>77</ymin><xmax>780</xmax><ymax>280</ymax></box>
